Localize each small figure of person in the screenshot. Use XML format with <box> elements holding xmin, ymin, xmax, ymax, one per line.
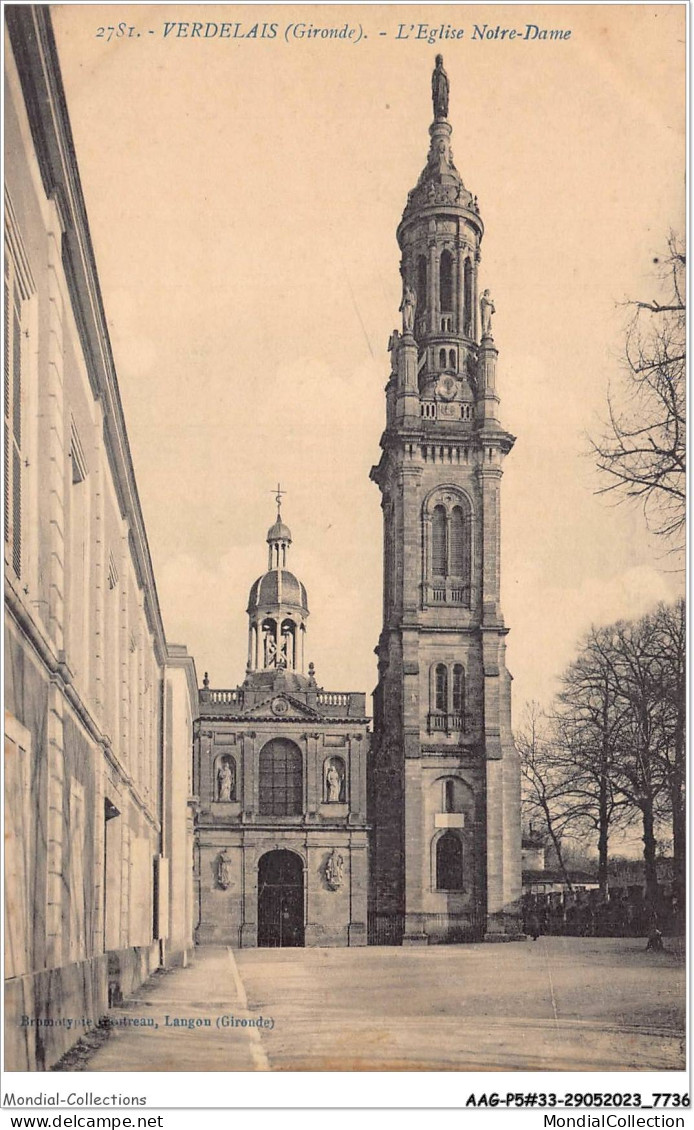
<box><xmin>326</xmin><ymin>762</ymin><xmax>343</xmax><ymax>803</ymax></box>
<box><xmin>217</xmin><ymin>759</ymin><xmax>234</xmax><ymax>802</ymax></box>
<box><xmin>527</xmin><ymin>912</ymin><xmax>541</xmax><ymax>942</ymax></box>
<box><xmin>399</xmin><ymin>283</ymin><xmax>416</xmax><ymax>334</ymax></box>
<box><xmin>432</xmin><ymin>54</ymin><xmax>449</xmax><ymax>119</ymax></box>
<box><xmin>388</xmin><ymin>328</ymin><xmax>400</xmax><ymax>373</ymax></box>
<box><xmin>264</xmin><ymin>631</ymin><xmax>277</xmax><ymax>667</ymax></box>
<box><xmin>480</xmin><ymin>289</ymin><xmax>495</xmax><ymax>337</ymax></box>
<box><xmin>646</xmin><ymin>926</ymin><xmax>664</xmax><ymax>952</ymax></box>
<box><xmin>325</xmin><ymin>850</ymin><xmax>344</xmax><ymax>890</ymax></box>
<box><xmin>217</xmin><ymin>849</ymin><xmax>232</xmax><ymax>890</ymax></box>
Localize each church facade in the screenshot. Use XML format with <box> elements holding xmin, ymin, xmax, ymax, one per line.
<box><xmin>368</xmin><ymin>56</ymin><xmax>522</xmax><ymax>944</ymax></box>
<box><xmin>194</xmin><ymin>508</ymin><xmax>369</xmax><ymax>947</ymax></box>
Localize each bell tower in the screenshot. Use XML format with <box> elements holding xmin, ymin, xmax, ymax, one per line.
<box><xmin>368</xmin><ymin>56</ymin><xmax>522</xmax><ymax>944</ymax></box>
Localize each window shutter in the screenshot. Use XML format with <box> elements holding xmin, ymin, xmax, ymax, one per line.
<box><xmin>450</xmin><ymin>507</ymin><xmax>464</xmax><ymax>575</ymax></box>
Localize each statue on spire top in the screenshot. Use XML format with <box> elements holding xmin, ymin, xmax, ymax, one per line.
<box><xmin>432</xmin><ymin>55</ymin><xmax>449</xmax><ymax>119</ymax></box>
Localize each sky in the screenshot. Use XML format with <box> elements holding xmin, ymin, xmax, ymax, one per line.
<box><xmin>50</xmin><ymin>3</ymin><xmax>685</xmax><ymax>713</ymax></box>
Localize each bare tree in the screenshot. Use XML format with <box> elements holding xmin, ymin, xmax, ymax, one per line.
<box><xmin>591</xmin><ymin>235</ymin><xmax>685</xmax><ymax>546</ymax></box>
<box><xmin>583</xmin><ymin>616</ymin><xmax>670</xmax><ymax>917</ymax></box>
<box><xmin>517</xmin><ymin>702</ymin><xmax>592</xmax><ymax>892</ymax></box>
<box><xmin>555</xmin><ymin>639</ymin><xmax>635</xmax><ymax>899</ymax></box>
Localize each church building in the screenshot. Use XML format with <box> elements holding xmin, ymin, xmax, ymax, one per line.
<box><xmin>368</xmin><ymin>56</ymin><xmax>522</xmax><ymax>944</ymax></box>
<box><xmin>194</xmin><ymin>503</ymin><xmax>369</xmax><ymax>947</ymax></box>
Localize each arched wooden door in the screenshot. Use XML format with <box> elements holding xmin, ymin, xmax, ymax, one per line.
<box><xmin>257</xmin><ymin>850</ymin><xmax>305</xmax><ymax>947</ymax></box>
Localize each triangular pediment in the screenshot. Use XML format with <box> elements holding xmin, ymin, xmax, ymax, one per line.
<box><xmin>240</xmin><ymin>693</ymin><xmax>322</xmax><ymax>720</ymax></box>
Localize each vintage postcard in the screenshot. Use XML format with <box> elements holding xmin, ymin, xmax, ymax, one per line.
<box><xmin>3</xmin><ymin>0</ymin><xmax>686</xmax><ymax>1099</ymax></box>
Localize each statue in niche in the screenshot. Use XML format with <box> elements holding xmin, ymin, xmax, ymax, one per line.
<box><xmin>481</xmin><ymin>289</ymin><xmax>496</xmax><ymax>336</ymax></box>
<box><xmin>216</xmin><ymin>758</ymin><xmax>235</xmax><ymax>802</ymax></box>
<box><xmin>324</xmin><ymin>850</ymin><xmax>344</xmax><ymax>891</ymax></box>
<box><xmin>217</xmin><ymin>849</ymin><xmax>232</xmax><ymax>890</ymax></box>
<box><xmin>432</xmin><ymin>55</ymin><xmax>449</xmax><ymax>119</ymax></box>
<box><xmin>325</xmin><ymin>761</ymin><xmax>343</xmax><ymax>803</ymax></box>
<box><xmin>399</xmin><ymin>283</ymin><xmax>416</xmax><ymax>334</ymax></box>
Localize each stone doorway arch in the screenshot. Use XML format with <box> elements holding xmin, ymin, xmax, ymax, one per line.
<box><xmin>257</xmin><ymin>849</ymin><xmax>305</xmax><ymax>948</ymax></box>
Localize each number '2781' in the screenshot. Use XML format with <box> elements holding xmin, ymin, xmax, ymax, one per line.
<box><xmin>96</xmin><ymin>23</ymin><xmax>137</xmax><ymax>41</ymax></box>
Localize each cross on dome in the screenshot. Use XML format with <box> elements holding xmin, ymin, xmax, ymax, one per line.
<box><xmin>271</xmin><ymin>481</ymin><xmax>286</xmax><ymax>518</ymax></box>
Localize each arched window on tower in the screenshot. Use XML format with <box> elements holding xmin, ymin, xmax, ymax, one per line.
<box><xmin>452</xmin><ymin>664</ymin><xmax>465</xmax><ymax>717</ymax></box>
<box><xmin>259</xmin><ymin>739</ymin><xmax>303</xmax><ymax>816</ymax></box>
<box><xmin>424</xmin><ymin>492</ymin><xmax>473</xmax><ymax>609</ymax></box>
<box><xmin>432</xmin><ymin>505</ymin><xmax>446</xmax><ymax>575</ymax></box>
<box><xmin>417</xmin><ymin>256</ymin><xmax>427</xmax><ymax>317</ymax></box>
<box><xmin>440</xmin><ymin>250</ymin><xmax>453</xmax><ymax>312</ymax></box>
<box><xmin>464</xmin><ymin>259</ymin><xmax>473</xmax><ymax>336</ymax></box>
<box><xmin>449</xmin><ymin>349</ymin><xmax>456</xmax><ymax>371</ymax></box>
<box><xmin>434</xmin><ymin>664</ymin><xmax>448</xmax><ymax>713</ymax></box>
<box><xmin>436</xmin><ymin>831</ymin><xmax>463</xmax><ymax>890</ymax></box>
<box><xmin>439</xmin><ymin>348</ymin><xmax>447</xmax><ymax>369</ymax></box>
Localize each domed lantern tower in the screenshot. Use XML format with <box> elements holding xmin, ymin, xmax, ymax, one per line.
<box><xmin>246</xmin><ymin>501</ymin><xmax>309</xmax><ymax>677</ymax></box>
<box><xmin>369</xmin><ymin>57</ymin><xmax>522</xmax><ymax>944</ymax></box>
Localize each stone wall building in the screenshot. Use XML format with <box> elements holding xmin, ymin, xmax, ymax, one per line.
<box><xmin>368</xmin><ymin>57</ymin><xmax>522</xmax><ymax>944</ymax></box>
<box><xmin>194</xmin><ymin>507</ymin><xmax>369</xmax><ymax>948</ymax></box>
<box><xmin>4</xmin><ymin>9</ymin><xmax>198</xmax><ymax>1070</ymax></box>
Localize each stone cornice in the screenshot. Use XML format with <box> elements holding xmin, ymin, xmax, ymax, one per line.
<box><xmin>378</xmin><ymin>424</ymin><xmax>513</xmax><ymax>450</ymax></box>
<box><xmin>197</xmin><ymin>713</ymin><xmax>370</xmax><ymax>726</ymax></box>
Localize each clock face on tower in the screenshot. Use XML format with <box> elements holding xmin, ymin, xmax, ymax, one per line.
<box><xmin>436</xmin><ymin>374</ymin><xmax>458</xmax><ymax>401</ymax></box>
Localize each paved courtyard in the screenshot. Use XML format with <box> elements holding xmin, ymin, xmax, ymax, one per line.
<box><xmin>57</xmin><ymin>938</ymin><xmax>685</xmax><ymax>1072</ymax></box>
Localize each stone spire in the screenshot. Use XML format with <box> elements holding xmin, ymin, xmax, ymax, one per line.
<box><xmin>402</xmin><ymin>56</ymin><xmax>476</xmax><ymax>219</ymax></box>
